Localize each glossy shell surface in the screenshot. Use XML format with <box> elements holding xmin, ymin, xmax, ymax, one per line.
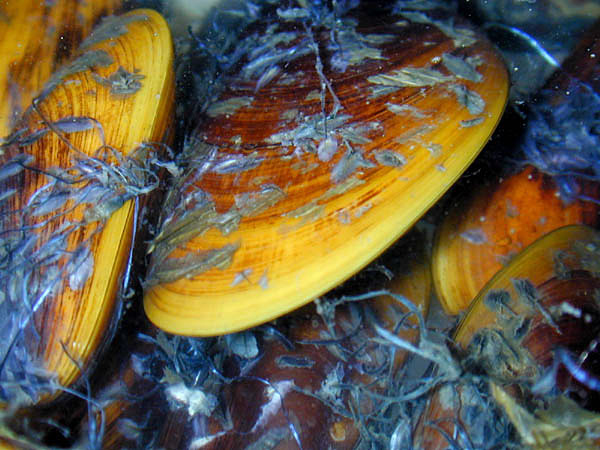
<box><xmin>0</xmin><ymin>0</ymin><xmax>122</xmax><ymax>136</ymax></box>
<box><xmin>417</xmin><ymin>225</ymin><xmax>600</xmax><ymax>449</ymax></box>
<box><xmin>433</xmin><ymin>165</ymin><xmax>600</xmax><ymax>314</ymax></box>
<box><xmin>0</xmin><ymin>9</ymin><xmax>174</xmax><ymax>403</ymax></box>
<box><xmin>144</xmin><ymin>3</ymin><xmax>508</xmax><ymax>336</ymax></box>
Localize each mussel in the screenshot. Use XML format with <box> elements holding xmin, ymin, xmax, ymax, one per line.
<box><xmin>416</xmin><ymin>225</ymin><xmax>600</xmax><ymax>448</ymax></box>
<box><xmin>93</xmin><ymin>229</ymin><xmax>431</xmax><ymax>449</ymax></box>
<box><xmin>0</xmin><ymin>8</ymin><xmax>174</xmax><ymax>410</ymax></box>
<box><xmin>144</xmin><ymin>0</ymin><xmax>508</xmax><ymax>336</ymax></box>
<box><xmin>433</xmin><ymin>165</ymin><xmax>600</xmax><ymax>314</ymax></box>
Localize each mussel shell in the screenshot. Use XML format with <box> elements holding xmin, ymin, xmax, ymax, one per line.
<box><xmin>418</xmin><ymin>225</ymin><xmax>600</xmax><ymax>449</ymax></box>
<box><xmin>432</xmin><ymin>165</ymin><xmax>600</xmax><ymax>314</ymax></box>
<box><xmin>455</xmin><ymin>225</ymin><xmax>600</xmax><ymax>394</ymax></box>
<box><xmin>433</xmin><ymin>15</ymin><xmax>600</xmax><ymax>315</ymax></box>
<box><xmin>0</xmin><ymin>9</ymin><xmax>174</xmax><ymax>405</ymax></box>
<box><xmin>466</xmin><ymin>0</ymin><xmax>600</xmax><ymax>62</ymax></box>
<box><xmin>544</xmin><ymin>17</ymin><xmax>600</xmax><ymax>93</ymax></box>
<box><xmin>456</xmin><ymin>225</ymin><xmax>599</xmax><ymax>339</ymax></box>
<box><xmin>0</xmin><ymin>0</ymin><xmax>123</xmax><ymax>137</ymax></box>
<box><xmin>188</xmin><ymin>230</ymin><xmax>431</xmax><ymax>448</ymax></box>
<box><xmin>144</xmin><ymin>1</ymin><xmax>508</xmax><ymax>336</ymax></box>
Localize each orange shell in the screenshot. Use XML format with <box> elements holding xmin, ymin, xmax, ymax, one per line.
<box><xmin>0</xmin><ymin>0</ymin><xmax>122</xmax><ymax>137</ymax></box>
<box><xmin>144</xmin><ymin>4</ymin><xmax>508</xmax><ymax>336</ymax></box>
<box><xmin>0</xmin><ymin>9</ymin><xmax>174</xmax><ymax>402</ymax></box>
<box><xmin>433</xmin><ymin>165</ymin><xmax>600</xmax><ymax>315</ymax></box>
<box><xmin>417</xmin><ymin>225</ymin><xmax>600</xmax><ymax>448</ymax></box>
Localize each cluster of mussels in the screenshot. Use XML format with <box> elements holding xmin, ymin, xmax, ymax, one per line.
<box><xmin>0</xmin><ymin>0</ymin><xmax>599</xmax><ymax>448</ymax></box>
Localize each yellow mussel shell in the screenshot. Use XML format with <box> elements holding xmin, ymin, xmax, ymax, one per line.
<box><xmin>144</xmin><ymin>2</ymin><xmax>508</xmax><ymax>336</ymax></box>
<box><xmin>416</xmin><ymin>225</ymin><xmax>600</xmax><ymax>449</ymax></box>
<box><xmin>433</xmin><ymin>165</ymin><xmax>600</xmax><ymax>315</ymax></box>
<box><xmin>0</xmin><ymin>8</ymin><xmax>174</xmax><ymax>404</ymax></box>
<box><xmin>0</xmin><ymin>0</ymin><xmax>123</xmax><ymax>137</ymax></box>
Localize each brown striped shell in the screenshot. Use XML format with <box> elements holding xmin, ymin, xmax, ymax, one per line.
<box><xmin>144</xmin><ymin>2</ymin><xmax>508</xmax><ymax>336</ymax></box>
<box><xmin>432</xmin><ymin>18</ymin><xmax>600</xmax><ymax>315</ymax></box>
<box><xmin>90</xmin><ymin>230</ymin><xmax>431</xmax><ymax>449</ymax></box>
<box><xmin>416</xmin><ymin>225</ymin><xmax>600</xmax><ymax>449</ymax></box>
<box><xmin>0</xmin><ymin>0</ymin><xmax>123</xmax><ymax>137</ymax></box>
<box><xmin>0</xmin><ymin>9</ymin><xmax>174</xmax><ymax>405</ymax></box>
